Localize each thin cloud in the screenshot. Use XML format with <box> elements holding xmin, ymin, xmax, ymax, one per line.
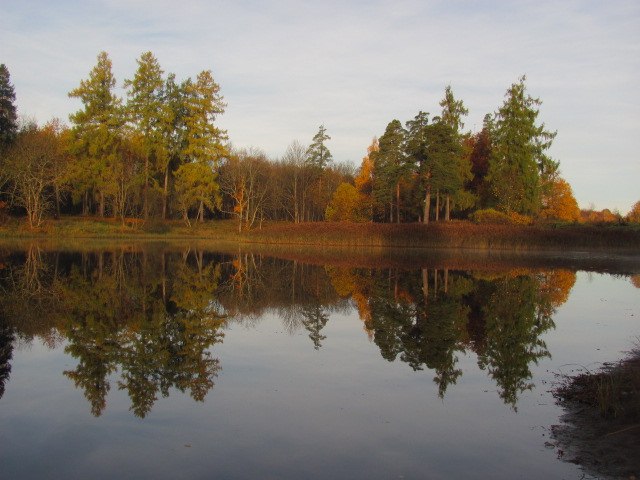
<box><xmin>1</xmin><ymin>0</ymin><xmax>638</xmax><ymax>212</ymax></box>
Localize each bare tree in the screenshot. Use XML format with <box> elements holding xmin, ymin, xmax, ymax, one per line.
<box><xmin>2</xmin><ymin>122</ymin><xmax>65</xmax><ymax>228</ymax></box>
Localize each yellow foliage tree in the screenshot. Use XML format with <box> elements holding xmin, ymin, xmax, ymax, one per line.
<box><xmin>540</xmin><ymin>178</ymin><xmax>580</xmax><ymax>222</ymax></box>
<box><xmin>325</xmin><ymin>182</ymin><xmax>363</xmax><ymax>221</ymax></box>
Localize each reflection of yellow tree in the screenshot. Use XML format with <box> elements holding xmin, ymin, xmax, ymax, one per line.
<box><xmin>631</xmin><ymin>275</ymin><xmax>640</xmax><ymax>289</ymax></box>
<box><xmin>11</xmin><ymin>249</ymin><xmax>230</xmax><ymax>418</ymax></box>
<box><xmin>325</xmin><ymin>266</ymin><xmax>374</xmax><ymax>339</ymax></box>
<box><xmin>539</xmin><ymin>270</ymin><xmax>577</xmax><ymax>308</ymax></box>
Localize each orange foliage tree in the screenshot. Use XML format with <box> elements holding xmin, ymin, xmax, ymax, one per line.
<box><xmin>353</xmin><ymin>138</ymin><xmax>377</xmax><ymax>221</ymax></box>
<box><xmin>540</xmin><ymin>178</ymin><xmax>580</xmax><ymax>222</ymax></box>
<box><xmin>626</xmin><ymin>200</ymin><xmax>640</xmax><ymax>223</ymax></box>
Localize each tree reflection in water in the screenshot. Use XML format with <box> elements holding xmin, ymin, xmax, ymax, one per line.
<box><xmin>0</xmin><ymin>245</ymin><xmax>578</xmax><ymax>413</ymax></box>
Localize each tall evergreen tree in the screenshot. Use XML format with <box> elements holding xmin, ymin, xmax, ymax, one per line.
<box><xmin>427</xmin><ymin>117</ymin><xmax>465</xmax><ymax>220</ymax></box>
<box><xmin>305</xmin><ymin>125</ymin><xmax>333</xmax><ymax>220</ymax></box>
<box><xmin>124</xmin><ymin>51</ymin><xmax>165</xmax><ymax>219</ymax></box>
<box><xmin>0</xmin><ymin>64</ymin><xmax>18</xmax><ymax>148</ymax></box>
<box><xmin>372</xmin><ymin>119</ymin><xmax>408</xmax><ymax>222</ymax></box>
<box><xmin>306</xmin><ymin>125</ymin><xmax>333</xmax><ymax>169</ymax></box>
<box><xmin>439</xmin><ymin>85</ymin><xmax>468</xmax><ymax>133</ymax></box>
<box><xmin>158</xmin><ymin>73</ymin><xmax>189</xmax><ymax>219</ymax></box>
<box><xmin>405</xmin><ymin>111</ymin><xmax>431</xmax><ymax>223</ymax></box>
<box><xmin>487</xmin><ymin>76</ymin><xmax>557</xmax><ymax>215</ymax></box>
<box><xmin>183</xmin><ymin>70</ymin><xmax>227</xmax><ymax>163</ymax></box>
<box><xmin>180</xmin><ymin>70</ymin><xmax>227</xmax><ymax>222</ymax></box>
<box><xmin>68</xmin><ymin>51</ymin><xmax>125</xmax><ymax>217</ymax></box>
<box><xmin>437</xmin><ymin>86</ymin><xmax>471</xmax><ymax>220</ymax></box>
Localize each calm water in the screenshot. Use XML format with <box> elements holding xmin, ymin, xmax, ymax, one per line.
<box><xmin>0</xmin><ymin>243</ymin><xmax>638</xmax><ymax>479</ymax></box>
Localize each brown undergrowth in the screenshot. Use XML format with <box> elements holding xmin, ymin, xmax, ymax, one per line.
<box><xmin>552</xmin><ymin>348</ymin><xmax>640</xmax><ymax>478</ymax></box>
<box><xmin>0</xmin><ymin>218</ymin><xmax>639</xmax><ymax>252</ymax></box>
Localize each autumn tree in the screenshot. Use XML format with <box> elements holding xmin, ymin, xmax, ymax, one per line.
<box><xmin>280</xmin><ymin>140</ymin><xmax>309</xmax><ymax>223</ymax></box>
<box><xmin>353</xmin><ymin>138</ymin><xmax>377</xmax><ymax>221</ymax></box>
<box><xmin>157</xmin><ymin>73</ymin><xmax>189</xmax><ymax>219</ymax></box>
<box><xmin>325</xmin><ymin>182</ymin><xmax>362</xmax><ymax>221</ymax></box>
<box><xmin>179</xmin><ymin>70</ymin><xmax>227</xmax><ymax>221</ymax></box>
<box><xmin>540</xmin><ymin>177</ymin><xmax>580</xmax><ymax>222</ymax></box>
<box><xmin>487</xmin><ymin>76</ymin><xmax>557</xmax><ymax>215</ymax></box>
<box><xmin>124</xmin><ymin>51</ymin><xmax>164</xmax><ymax>219</ymax></box>
<box><xmin>465</xmin><ymin>115</ymin><xmax>493</xmax><ymax>208</ymax></box>
<box><xmin>174</xmin><ymin>161</ymin><xmax>220</xmax><ymax>226</ymax></box>
<box><xmin>107</xmin><ymin>134</ymin><xmax>144</xmax><ymax>223</ymax></box>
<box><xmin>0</xmin><ymin>64</ymin><xmax>18</xmax><ymax>149</ymax></box>
<box><xmin>2</xmin><ymin>122</ymin><xmax>66</xmax><ymax>228</ymax></box>
<box><xmin>626</xmin><ymin>201</ymin><xmax>640</xmax><ymax>223</ymax></box>
<box><xmin>219</xmin><ymin>147</ymin><xmax>271</xmax><ymax>231</ymax></box>
<box><xmin>68</xmin><ymin>51</ymin><xmax>125</xmax><ymax>217</ymax></box>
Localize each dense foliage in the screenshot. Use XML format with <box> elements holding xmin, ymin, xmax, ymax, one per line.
<box><xmin>1</xmin><ymin>56</ymin><xmax>635</xmax><ymax>229</ymax></box>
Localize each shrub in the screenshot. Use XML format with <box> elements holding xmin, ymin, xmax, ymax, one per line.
<box><xmin>470</xmin><ymin>209</ymin><xmax>533</xmax><ymax>225</ymax></box>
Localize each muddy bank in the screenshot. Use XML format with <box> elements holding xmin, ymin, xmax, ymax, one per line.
<box><xmin>551</xmin><ymin>350</ymin><xmax>640</xmax><ymax>479</ymax></box>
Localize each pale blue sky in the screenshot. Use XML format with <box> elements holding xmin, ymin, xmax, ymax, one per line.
<box><xmin>2</xmin><ymin>0</ymin><xmax>638</xmax><ymax>213</ymax></box>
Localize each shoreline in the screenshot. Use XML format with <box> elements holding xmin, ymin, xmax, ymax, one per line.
<box><xmin>1</xmin><ymin>218</ymin><xmax>639</xmax><ymax>253</ymax></box>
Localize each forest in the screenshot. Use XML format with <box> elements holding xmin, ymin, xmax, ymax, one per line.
<box><xmin>1</xmin><ymin>52</ymin><xmax>639</xmax><ymax>231</ymax></box>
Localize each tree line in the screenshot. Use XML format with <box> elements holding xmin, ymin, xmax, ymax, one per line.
<box><xmin>1</xmin><ymin>55</ymin><xmax>638</xmax><ymax>228</ymax></box>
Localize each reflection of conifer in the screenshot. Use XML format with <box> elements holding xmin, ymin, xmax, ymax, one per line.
<box><xmin>301</xmin><ymin>304</ymin><xmax>329</xmax><ymax>350</ymax></box>
<box><xmin>0</xmin><ymin>324</ymin><xmax>15</xmax><ymax>399</ymax></box>
<box><xmin>477</xmin><ymin>275</ymin><xmax>555</xmax><ymax>409</ymax></box>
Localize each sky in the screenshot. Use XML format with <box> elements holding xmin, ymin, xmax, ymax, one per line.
<box><xmin>1</xmin><ymin>0</ymin><xmax>638</xmax><ymax>213</ymax></box>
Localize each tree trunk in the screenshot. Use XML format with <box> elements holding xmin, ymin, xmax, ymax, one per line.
<box><xmin>435</xmin><ymin>190</ymin><xmax>440</xmax><ymax>221</ymax></box>
<box><xmin>54</xmin><ymin>185</ymin><xmax>61</xmax><ymax>219</ymax></box>
<box><xmin>423</xmin><ymin>184</ymin><xmax>431</xmax><ymax>224</ymax></box>
<box><xmin>197</xmin><ymin>200</ymin><xmax>204</xmax><ymax>223</ymax></box>
<box><xmin>422</xmin><ymin>268</ymin><xmax>429</xmax><ymax>303</ymax></box>
<box><xmin>444</xmin><ymin>268</ymin><xmax>449</xmax><ymax>293</ymax></box>
<box><xmin>143</xmin><ymin>156</ymin><xmax>149</xmax><ymax>220</ymax></box>
<box><xmin>445</xmin><ymin>194</ymin><xmax>450</xmax><ymax>221</ymax></box>
<box><xmin>396</xmin><ymin>181</ymin><xmax>400</xmax><ymax>223</ymax></box>
<box><xmin>293</xmin><ymin>176</ymin><xmax>298</xmax><ymax>223</ymax></box>
<box><xmin>99</xmin><ymin>191</ymin><xmax>105</xmax><ymax>218</ymax></box>
<box><xmin>433</xmin><ymin>268</ymin><xmax>438</xmax><ymax>298</ymax></box>
<box><xmin>83</xmin><ymin>191</ymin><xmax>88</xmax><ymax>216</ymax></box>
<box><xmin>162</xmin><ymin>168</ymin><xmax>169</xmax><ymax>220</ymax></box>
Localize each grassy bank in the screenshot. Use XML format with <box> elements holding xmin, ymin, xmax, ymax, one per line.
<box><xmin>245</xmin><ymin>221</ymin><xmax>640</xmax><ymax>251</ymax></box>
<box><xmin>552</xmin><ymin>348</ymin><xmax>640</xmax><ymax>478</ymax></box>
<box><xmin>0</xmin><ymin>217</ymin><xmax>639</xmax><ymax>252</ymax></box>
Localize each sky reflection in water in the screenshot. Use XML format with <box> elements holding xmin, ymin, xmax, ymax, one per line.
<box><xmin>0</xmin><ymin>245</ymin><xmax>638</xmax><ymax>479</ymax></box>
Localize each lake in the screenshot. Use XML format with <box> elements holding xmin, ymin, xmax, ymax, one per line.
<box><xmin>0</xmin><ymin>242</ymin><xmax>638</xmax><ymax>479</ymax></box>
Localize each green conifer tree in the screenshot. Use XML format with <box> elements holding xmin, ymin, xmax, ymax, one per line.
<box><xmin>372</xmin><ymin>119</ymin><xmax>409</xmax><ymax>222</ymax></box>
<box><xmin>487</xmin><ymin>76</ymin><xmax>557</xmax><ymax>215</ymax></box>
<box><xmin>306</xmin><ymin>125</ymin><xmax>333</xmax><ymax>169</ymax></box>
<box><xmin>0</xmin><ymin>64</ymin><xmax>18</xmax><ymax>148</ymax></box>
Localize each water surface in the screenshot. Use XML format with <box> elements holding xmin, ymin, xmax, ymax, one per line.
<box><xmin>0</xmin><ymin>243</ymin><xmax>638</xmax><ymax>479</ymax></box>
